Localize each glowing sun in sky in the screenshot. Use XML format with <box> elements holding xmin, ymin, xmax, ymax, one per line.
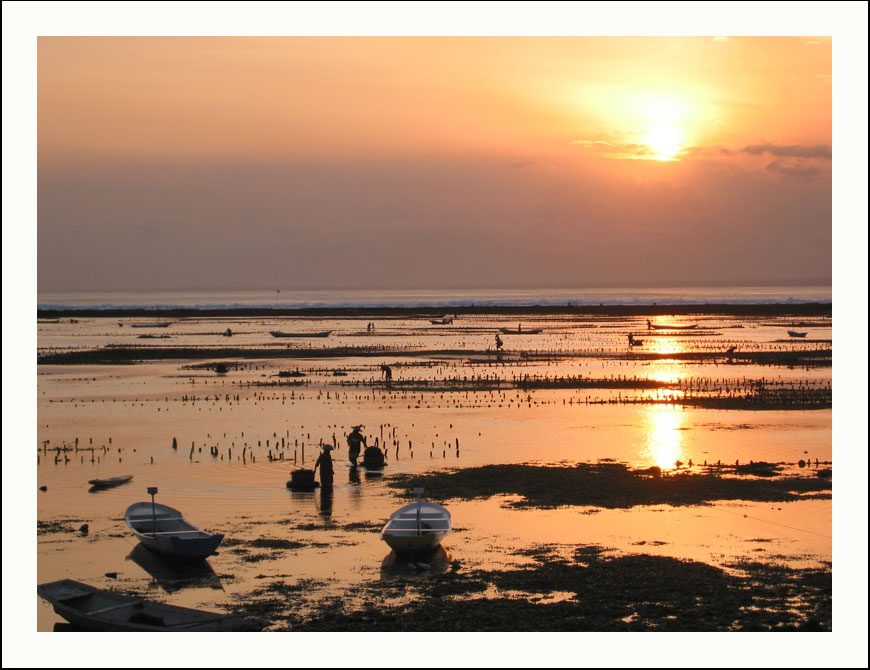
<box><xmin>642</xmin><ymin>98</ymin><xmax>687</xmax><ymax>160</ymax></box>
<box><xmin>645</xmin><ymin>126</ymin><xmax>684</xmax><ymax>160</ymax></box>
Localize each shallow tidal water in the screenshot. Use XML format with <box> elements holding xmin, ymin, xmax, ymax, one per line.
<box><xmin>35</xmin><ymin>311</ymin><xmax>832</xmax><ymax>631</ymax></box>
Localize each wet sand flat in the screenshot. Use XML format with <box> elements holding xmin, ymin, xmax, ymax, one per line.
<box><xmin>36</xmin><ymin>306</ymin><xmax>832</xmax><ymax>631</ymax></box>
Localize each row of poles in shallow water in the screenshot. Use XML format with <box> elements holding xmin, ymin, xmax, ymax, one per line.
<box><xmin>38</xmin><ymin>428</ymin><xmax>462</xmax><ymax>466</ymax></box>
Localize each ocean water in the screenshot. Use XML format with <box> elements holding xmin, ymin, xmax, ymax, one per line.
<box><xmin>37</xmin><ymin>285</ymin><xmax>832</xmax><ymax>310</ymax></box>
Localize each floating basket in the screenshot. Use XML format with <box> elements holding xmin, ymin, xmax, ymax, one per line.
<box><xmin>287</xmin><ymin>468</ymin><xmax>319</xmax><ymax>490</ymax></box>
<box><xmin>362</xmin><ymin>447</ymin><xmax>386</xmax><ymax>469</ymax></box>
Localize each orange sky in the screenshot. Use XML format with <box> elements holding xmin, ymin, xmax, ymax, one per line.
<box><xmin>39</xmin><ymin>37</ymin><xmax>831</xmax><ymax>163</ymax></box>
<box><xmin>37</xmin><ymin>36</ymin><xmax>833</xmax><ymax>290</ymax></box>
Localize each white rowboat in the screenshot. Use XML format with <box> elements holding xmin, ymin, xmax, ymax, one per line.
<box><xmin>380</xmin><ymin>495</ymin><xmax>452</xmax><ymax>555</ymax></box>
<box><xmin>125</xmin><ymin>501</ymin><xmax>223</xmax><ymax>560</ymax></box>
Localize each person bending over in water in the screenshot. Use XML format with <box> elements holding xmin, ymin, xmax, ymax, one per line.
<box><xmin>380</xmin><ymin>364</ymin><xmax>393</xmax><ymax>386</ymax></box>
<box><xmin>347</xmin><ymin>425</ymin><xmax>367</xmax><ymax>467</ymax></box>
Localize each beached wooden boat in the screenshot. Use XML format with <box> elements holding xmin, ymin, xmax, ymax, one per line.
<box><xmin>787</xmin><ymin>330</ymin><xmax>808</xmax><ymax>337</ymax></box>
<box><xmin>131</xmin><ymin>322</ymin><xmax>172</xmax><ymax>328</ymax></box>
<box><xmin>499</xmin><ymin>327</ymin><xmax>543</xmax><ymax>335</ymax></box>
<box><xmin>88</xmin><ymin>475</ymin><xmax>133</xmax><ymax>489</ymax></box>
<box><xmin>380</xmin><ymin>492</ymin><xmax>452</xmax><ymax>555</ymax></box>
<box><xmin>269</xmin><ymin>330</ymin><xmax>331</xmax><ymax>338</ymax></box>
<box><xmin>646</xmin><ymin>321</ymin><xmax>699</xmax><ymax>330</ymax></box>
<box><xmin>125</xmin><ymin>501</ymin><xmax>224</xmax><ymax>560</ymax></box>
<box><xmin>37</xmin><ymin>579</ymin><xmax>261</xmax><ymax>631</ymax></box>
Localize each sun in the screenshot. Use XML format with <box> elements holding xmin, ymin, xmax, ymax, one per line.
<box><xmin>642</xmin><ymin>98</ymin><xmax>687</xmax><ymax>160</ymax></box>
<box><xmin>645</xmin><ymin>126</ymin><xmax>683</xmax><ymax>161</ymax></box>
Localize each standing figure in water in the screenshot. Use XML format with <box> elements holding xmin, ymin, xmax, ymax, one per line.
<box><xmin>313</xmin><ymin>444</ymin><xmax>334</xmax><ymax>490</ymax></box>
<box><xmin>347</xmin><ymin>425</ymin><xmax>367</xmax><ymax>467</ymax></box>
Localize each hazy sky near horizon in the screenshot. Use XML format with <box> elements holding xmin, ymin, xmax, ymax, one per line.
<box><xmin>37</xmin><ymin>36</ymin><xmax>832</xmax><ymax>291</ymax></box>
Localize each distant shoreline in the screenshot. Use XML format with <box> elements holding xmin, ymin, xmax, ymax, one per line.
<box><xmin>36</xmin><ymin>302</ymin><xmax>831</xmax><ymax>319</ymax></box>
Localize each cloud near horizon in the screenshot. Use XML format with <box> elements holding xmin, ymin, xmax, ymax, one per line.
<box><xmin>570</xmin><ymin>140</ymin><xmax>832</xmax><ymax>182</ymax></box>
<box><xmin>742</xmin><ymin>144</ymin><xmax>832</xmax><ymax>160</ymax></box>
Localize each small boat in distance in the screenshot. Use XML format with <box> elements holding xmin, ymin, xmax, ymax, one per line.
<box><xmin>37</xmin><ymin>579</ymin><xmax>262</xmax><ymax>631</ymax></box>
<box><xmin>787</xmin><ymin>330</ymin><xmax>808</xmax><ymax>337</ymax></box>
<box><xmin>380</xmin><ymin>489</ymin><xmax>452</xmax><ymax>556</ymax></box>
<box><xmin>646</xmin><ymin>320</ymin><xmax>699</xmax><ymax>330</ymax></box>
<box><xmin>88</xmin><ymin>475</ymin><xmax>133</xmax><ymax>490</ymax></box>
<box><xmin>131</xmin><ymin>322</ymin><xmax>172</xmax><ymax>328</ymax></box>
<box><xmin>270</xmin><ymin>330</ymin><xmax>331</xmax><ymax>338</ymax></box>
<box><xmin>125</xmin><ymin>490</ymin><xmax>223</xmax><ymax>560</ymax></box>
<box><xmin>499</xmin><ymin>326</ymin><xmax>543</xmax><ymax>335</ymax></box>
<box><xmin>430</xmin><ymin>314</ymin><xmax>454</xmax><ymax>324</ymax></box>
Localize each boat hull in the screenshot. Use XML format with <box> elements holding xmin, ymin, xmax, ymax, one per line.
<box><xmin>382</xmin><ymin>531</ymin><xmax>447</xmax><ymax>554</ymax></box>
<box><xmin>380</xmin><ymin>500</ymin><xmax>452</xmax><ymax>556</ymax></box>
<box><xmin>125</xmin><ymin>502</ymin><xmax>223</xmax><ymax>560</ymax></box>
<box><xmin>270</xmin><ymin>330</ymin><xmax>331</xmax><ymax>338</ymax></box>
<box><xmin>38</xmin><ymin>579</ymin><xmax>260</xmax><ymax>631</ymax></box>
<box><xmin>88</xmin><ymin>475</ymin><xmax>133</xmax><ymax>489</ymax></box>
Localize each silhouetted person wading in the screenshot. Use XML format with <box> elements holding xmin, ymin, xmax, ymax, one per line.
<box><xmin>313</xmin><ymin>444</ymin><xmax>334</xmax><ymax>489</ymax></box>
<box><xmin>347</xmin><ymin>425</ymin><xmax>367</xmax><ymax>467</ymax></box>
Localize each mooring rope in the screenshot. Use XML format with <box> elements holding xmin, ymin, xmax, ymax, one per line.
<box><xmin>714</xmin><ymin>504</ymin><xmax>832</xmax><ymax>540</ymax></box>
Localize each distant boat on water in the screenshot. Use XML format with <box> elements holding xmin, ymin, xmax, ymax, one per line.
<box><xmin>88</xmin><ymin>475</ymin><xmax>133</xmax><ymax>490</ymax></box>
<box><xmin>270</xmin><ymin>330</ymin><xmax>331</xmax><ymax>338</ymax></box>
<box><xmin>499</xmin><ymin>326</ymin><xmax>543</xmax><ymax>334</ymax></box>
<box><xmin>430</xmin><ymin>314</ymin><xmax>454</xmax><ymax>324</ymax></box>
<box><xmin>787</xmin><ymin>330</ymin><xmax>808</xmax><ymax>337</ymax></box>
<box><xmin>131</xmin><ymin>322</ymin><xmax>172</xmax><ymax>328</ymax></box>
<box><xmin>646</xmin><ymin>320</ymin><xmax>698</xmax><ymax>330</ymax></box>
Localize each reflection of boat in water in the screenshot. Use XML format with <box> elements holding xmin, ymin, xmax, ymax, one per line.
<box><xmin>126</xmin><ymin>544</ymin><xmax>223</xmax><ymax>593</ymax></box>
<box><xmin>646</xmin><ymin>320</ymin><xmax>698</xmax><ymax>330</ymax></box>
<box><xmin>37</xmin><ymin>579</ymin><xmax>260</xmax><ymax>631</ymax></box>
<box><xmin>270</xmin><ymin>330</ymin><xmax>331</xmax><ymax>338</ymax></box>
<box><xmin>499</xmin><ymin>327</ymin><xmax>543</xmax><ymax>335</ymax></box>
<box><xmin>787</xmin><ymin>330</ymin><xmax>808</xmax><ymax>337</ymax></box>
<box><xmin>380</xmin><ymin>545</ymin><xmax>452</xmax><ymax>575</ymax></box>
<box><xmin>125</xmin><ymin>499</ymin><xmax>224</xmax><ymax>561</ymax></box>
<box><xmin>380</xmin><ymin>490</ymin><xmax>452</xmax><ymax>556</ymax></box>
<box><xmin>88</xmin><ymin>475</ymin><xmax>133</xmax><ymax>490</ymax></box>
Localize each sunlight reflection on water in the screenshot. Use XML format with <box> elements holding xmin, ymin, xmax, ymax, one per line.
<box><xmin>641</xmin><ymin>405</ymin><xmax>686</xmax><ymax>469</ymax></box>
